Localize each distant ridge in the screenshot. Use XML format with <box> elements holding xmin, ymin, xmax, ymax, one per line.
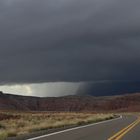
<box><xmin>0</xmin><ymin>91</ymin><xmax>140</xmax><ymax>112</ymax></box>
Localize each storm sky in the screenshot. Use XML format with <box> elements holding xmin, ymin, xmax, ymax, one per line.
<box><xmin>0</xmin><ymin>0</ymin><xmax>140</xmax><ymax>96</ymax></box>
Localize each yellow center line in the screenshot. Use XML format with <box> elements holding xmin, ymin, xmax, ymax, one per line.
<box><xmin>115</xmin><ymin>119</ymin><xmax>140</xmax><ymax>140</ymax></box>
<box><xmin>108</xmin><ymin>119</ymin><xmax>138</xmax><ymax>140</ymax></box>
<box><xmin>108</xmin><ymin>117</ymin><xmax>140</xmax><ymax>140</ymax></box>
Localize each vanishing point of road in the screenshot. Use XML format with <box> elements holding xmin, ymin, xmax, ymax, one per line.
<box><xmin>28</xmin><ymin>115</ymin><xmax>140</xmax><ymax>140</ymax></box>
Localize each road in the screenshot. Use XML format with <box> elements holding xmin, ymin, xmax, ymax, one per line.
<box><xmin>28</xmin><ymin>115</ymin><xmax>140</xmax><ymax>140</ymax></box>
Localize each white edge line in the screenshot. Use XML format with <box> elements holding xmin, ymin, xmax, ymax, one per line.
<box><xmin>27</xmin><ymin>115</ymin><xmax>122</xmax><ymax>140</ymax></box>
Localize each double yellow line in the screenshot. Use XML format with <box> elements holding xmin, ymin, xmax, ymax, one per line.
<box><xmin>108</xmin><ymin>117</ymin><xmax>140</xmax><ymax>140</ymax></box>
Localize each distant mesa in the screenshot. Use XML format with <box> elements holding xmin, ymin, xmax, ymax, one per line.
<box><xmin>0</xmin><ymin>91</ymin><xmax>140</xmax><ymax>112</ymax></box>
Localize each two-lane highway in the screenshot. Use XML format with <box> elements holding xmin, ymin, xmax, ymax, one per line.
<box><xmin>27</xmin><ymin>115</ymin><xmax>140</xmax><ymax>140</ymax></box>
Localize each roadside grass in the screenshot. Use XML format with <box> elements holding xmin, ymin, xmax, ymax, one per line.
<box><xmin>0</xmin><ymin>111</ymin><xmax>115</xmax><ymax>139</ymax></box>
<box><xmin>0</xmin><ymin>131</ymin><xmax>7</xmax><ymax>140</ymax></box>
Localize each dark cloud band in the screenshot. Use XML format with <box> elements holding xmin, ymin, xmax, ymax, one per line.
<box><xmin>0</xmin><ymin>0</ymin><xmax>140</xmax><ymax>86</ymax></box>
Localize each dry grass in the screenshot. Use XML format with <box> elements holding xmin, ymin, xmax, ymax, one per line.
<box><xmin>0</xmin><ymin>111</ymin><xmax>115</xmax><ymax>139</ymax></box>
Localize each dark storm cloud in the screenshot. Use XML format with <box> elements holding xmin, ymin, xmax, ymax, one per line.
<box><xmin>0</xmin><ymin>0</ymin><xmax>140</xmax><ymax>86</ymax></box>
<box><xmin>77</xmin><ymin>81</ymin><xmax>140</xmax><ymax>96</ymax></box>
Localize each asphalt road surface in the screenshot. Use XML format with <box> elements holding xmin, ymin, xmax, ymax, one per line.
<box><xmin>28</xmin><ymin>115</ymin><xmax>140</xmax><ymax>140</ymax></box>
